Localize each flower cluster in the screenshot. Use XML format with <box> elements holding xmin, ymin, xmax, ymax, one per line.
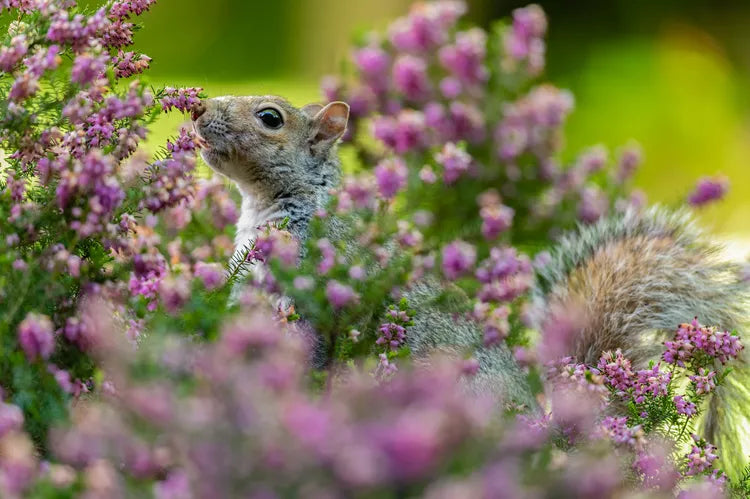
<box><xmin>663</xmin><ymin>318</ymin><xmax>743</xmax><ymax>367</ymax></box>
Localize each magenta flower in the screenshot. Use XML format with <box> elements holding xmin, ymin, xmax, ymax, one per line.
<box><xmin>684</xmin><ymin>434</ymin><xmax>719</xmax><ymax>476</ymax></box>
<box><xmin>374</xmin><ymin>157</ymin><xmax>408</xmax><ymax>199</ymax></box>
<box><xmin>480</xmin><ymin>203</ymin><xmax>514</xmax><ymax>240</ymax></box>
<box><xmin>0</xmin><ymin>401</ymin><xmax>24</xmax><ymax>438</ymax></box>
<box><xmin>112</xmin><ymin>50</ymin><xmax>151</xmax><ymax>78</ymax></box>
<box><xmin>502</xmin><ymin>4</ymin><xmax>547</xmax><ymax>76</ymax></box>
<box><xmin>388</xmin><ymin>7</ymin><xmax>446</xmax><ymax>53</ymax></box>
<box><xmin>316</xmin><ymin>238</ymin><xmax>336</xmax><ymax>274</ymax></box>
<box><xmin>578</xmin><ymin>186</ymin><xmax>608</xmax><ymax>224</ymax></box>
<box><xmin>71</xmin><ymin>52</ymin><xmax>108</xmax><ymax>85</ymax></box>
<box><xmin>392</xmin><ymin>55</ymin><xmax>431</xmax><ymax>102</ymax></box>
<box><xmin>18</xmin><ymin>312</ymin><xmax>55</xmax><ymax>361</ymax></box>
<box><xmin>0</xmin><ymin>35</ymin><xmax>28</xmax><ymax>72</ymax></box>
<box><xmin>663</xmin><ymin>319</ymin><xmax>743</xmax><ymax>366</ymax></box>
<box><xmin>687</xmin><ymin>176</ymin><xmax>729</xmax><ymax>207</ymax></box>
<box><xmin>110</xmin><ymin>0</ymin><xmax>156</xmax><ymax>20</ymax></box>
<box><xmin>631</xmin><ymin>364</ymin><xmax>671</xmax><ymax>404</ymax></box>
<box><xmin>600</xmin><ymin>416</ymin><xmax>643</xmax><ymax>447</ymax></box>
<box><xmin>438</xmin><ymin>28</ymin><xmax>488</xmax><ymax>86</ymax></box>
<box><xmin>325</xmin><ymin>280</ymin><xmax>359</xmax><ymax>309</ymax></box>
<box><xmin>475</xmin><ymin>247</ymin><xmax>533</xmax><ymax>303</ymax></box>
<box><xmin>160</xmin><ymin>87</ymin><xmax>203</xmax><ymax>113</ymax></box>
<box><xmin>441</xmin><ymin>240</ymin><xmax>476</xmax><ymax>280</ymax></box>
<box><xmin>689</xmin><ymin>368</ymin><xmax>717</xmax><ymax>395</ymax></box>
<box><xmin>194</xmin><ymin>262</ymin><xmax>225</xmax><ymax>290</ymax></box>
<box><xmin>615</xmin><ymin>143</ymin><xmax>643</xmax><ymax>183</ymax></box>
<box><xmin>435</xmin><ymin>142</ymin><xmax>472</xmax><ymax>184</ymax></box>
<box><xmin>376</xmin><ymin>323</ymin><xmax>407</xmax><ymax>351</ymax></box>
<box><xmin>597</xmin><ymin>349</ymin><xmax>634</xmax><ymax>395</ymax></box>
<box><xmin>674</xmin><ymin>395</ymin><xmax>697</xmax><ymax>417</ymax></box>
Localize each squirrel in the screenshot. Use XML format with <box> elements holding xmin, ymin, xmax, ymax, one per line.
<box><xmin>191</xmin><ymin>95</ymin><xmax>750</xmax><ymax>475</ymax></box>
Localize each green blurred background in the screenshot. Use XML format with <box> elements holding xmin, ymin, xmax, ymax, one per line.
<box><xmin>116</xmin><ymin>0</ymin><xmax>750</xmax><ymax>245</ymax></box>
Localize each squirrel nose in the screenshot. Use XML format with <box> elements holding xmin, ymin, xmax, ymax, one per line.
<box><xmin>191</xmin><ymin>101</ymin><xmax>207</xmax><ymax>121</ymax></box>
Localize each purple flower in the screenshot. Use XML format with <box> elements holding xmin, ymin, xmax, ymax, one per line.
<box><xmin>600</xmin><ymin>416</ymin><xmax>643</xmax><ymax>447</ymax></box>
<box><xmin>435</xmin><ymin>142</ymin><xmax>472</xmax><ymax>184</ymax></box>
<box><xmin>110</xmin><ymin>0</ymin><xmax>156</xmax><ymax>20</ymax></box>
<box><xmin>0</xmin><ymin>35</ymin><xmax>28</xmax><ymax>72</ymax></box>
<box><xmin>615</xmin><ymin>143</ymin><xmax>643</xmax><ymax>183</ymax></box>
<box><xmin>475</xmin><ymin>247</ymin><xmax>533</xmax><ymax>303</ymax></box>
<box><xmin>112</xmin><ymin>50</ymin><xmax>151</xmax><ymax>78</ymax></box>
<box><xmin>374</xmin><ymin>157</ymin><xmax>408</xmax><ymax>199</ymax></box>
<box><xmin>388</xmin><ymin>7</ymin><xmax>447</xmax><ymax>53</ymax></box>
<box><xmin>441</xmin><ymin>240</ymin><xmax>476</xmax><ymax>280</ymax></box>
<box><xmin>689</xmin><ymin>368</ymin><xmax>717</xmax><ymax>395</ymax></box>
<box><xmin>502</xmin><ymin>4</ymin><xmax>547</xmax><ymax>76</ymax></box>
<box><xmin>392</xmin><ymin>55</ymin><xmax>431</xmax><ymax>102</ymax></box>
<box><xmin>325</xmin><ymin>280</ymin><xmax>359</xmax><ymax>309</ymax></box>
<box><xmin>674</xmin><ymin>395</ymin><xmax>697</xmax><ymax>417</ymax></box>
<box><xmin>18</xmin><ymin>312</ymin><xmax>55</xmax><ymax>361</ymax></box>
<box><xmin>480</xmin><ymin>203</ymin><xmax>514</xmax><ymax>240</ymax></box>
<box><xmin>684</xmin><ymin>434</ymin><xmax>719</xmax><ymax>476</ymax></box>
<box><xmin>160</xmin><ymin>87</ymin><xmax>203</xmax><ymax>113</ymax></box>
<box><xmin>687</xmin><ymin>176</ymin><xmax>729</xmax><ymax>207</ymax></box>
<box><xmin>495</xmin><ymin>85</ymin><xmax>574</xmax><ymax>161</ymax></box>
<box><xmin>0</xmin><ymin>401</ymin><xmax>24</xmax><ymax>438</ymax></box>
<box><xmin>577</xmin><ymin>186</ymin><xmax>608</xmax><ymax>224</ymax></box>
<box><xmin>631</xmin><ymin>364</ymin><xmax>671</xmax><ymax>404</ymax></box>
<box><xmin>316</xmin><ymin>238</ymin><xmax>336</xmax><ymax>274</ymax></box>
<box><xmin>597</xmin><ymin>349</ymin><xmax>634</xmax><ymax>395</ymax></box>
<box><xmin>663</xmin><ymin>319</ymin><xmax>743</xmax><ymax>366</ymax></box>
<box><xmin>438</xmin><ymin>28</ymin><xmax>488</xmax><ymax>86</ymax></box>
<box><xmin>438</xmin><ymin>77</ymin><xmax>461</xmax><ymax>99</ymax></box>
<box><xmin>71</xmin><ymin>52</ymin><xmax>108</xmax><ymax>85</ymax></box>
<box><xmin>194</xmin><ymin>262</ymin><xmax>224</xmax><ymax>290</ymax></box>
<box><xmin>376</xmin><ymin>323</ymin><xmax>407</xmax><ymax>351</ymax></box>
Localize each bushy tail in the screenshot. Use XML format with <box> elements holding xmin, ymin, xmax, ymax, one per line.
<box><xmin>533</xmin><ymin>206</ymin><xmax>750</xmax><ymax>477</ymax></box>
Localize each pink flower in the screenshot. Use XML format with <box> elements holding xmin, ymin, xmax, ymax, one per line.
<box><xmin>160</xmin><ymin>87</ymin><xmax>203</xmax><ymax>113</ymax></box>
<box><xmin>438</xmin><ymin>28</ymin><xmax>488</xmax><ymax>86</ymax></box>
<box><xmin>689</xmin><ymin>368</ymin><xmax>717</xmax><ymax>395</ymax></box>
<box><xmin>674</xmin><ymin>395</ymin><xmax>697</xmax><ymax>417</ymax></box>
<box><xmin>18</xmin><ymin>312</ymin><xmax>55</xmax><ymax>361</ymax></box>
<box><xmin>392</xmin><ymin>55</ymin><xmax>431</xmax><ymax>102</ymax></box>
<box><xmin>687</xmin><ymin>176</ymin><xmax>729</xmax><ymax>207</ymax></box>
<box><xmin>71</xmin><ymin>52</ymin><xmax>108</xmax><ymax>85</ymax></box>
<box><xmin>325</xmin><ymin>280</ymin><xmax>359</xmax><ymax>309</ymax></box>
<box><xmin>684</xmin><ymin>434</ymin><xmax>719</xmax><ymax>476</ymax></box>
<box><xmin>441</xmin><ymin>240</ymin><xmax>476</xmax><ymax>280</ymax></box>
<box><xmin>597</xmin><ymin>349</ymin><xmax>634</xmax><ymax>394</ymax></box>
<box><xmin>435</xmin><ymin>142</ymin><xmax>472</xmax><ymax>184</ymax></box>
<box><xmin>374</xmin><ymin>157</ymin><xmax>408</xmax><ymax>199</ymax></box>
<box><xmin>194</xmin><ymin>262</ymin><xmax>225</xmax><ymax>290</ymax></box>
<box><xmin>0</xmin><ymin>401</ymin><xmax>24</xmax><ymax>438</ymax></box>
<box><xmin>376</xmin><ymin>323</ymin><xmax>407</xmax><ymax>351</ymax></box>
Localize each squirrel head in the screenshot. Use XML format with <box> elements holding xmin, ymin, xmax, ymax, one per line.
<box><xmin>192</xmin><ymin>95</ymin><xmax>349</xmax><ymax>200</ymax></box>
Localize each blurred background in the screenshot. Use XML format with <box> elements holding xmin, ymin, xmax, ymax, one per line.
<box><xmin>110</xmin><ymin>0</ymin><xmax>750</xmax><ymax>240</ymax></box>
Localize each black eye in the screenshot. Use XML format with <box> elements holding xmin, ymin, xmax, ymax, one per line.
<box><xmin>256</xmin><ymin>108</ymin><xmax>284</xmax><ymax>129</ymax></box>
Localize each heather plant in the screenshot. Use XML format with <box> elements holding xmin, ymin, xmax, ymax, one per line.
<box><xmin>0</xmin><ymin>0</ymin><xmax>214</xmax><ymax>444</ymax></box>
<box><xmin>0</xmin><ymin>0</ymin><xmax>747</xmax><ymax>498</ymax></box>
<box><xmin>0</xmin><ymin>302</ymin><xmax>742</xmax><ymax>497</ymax></box>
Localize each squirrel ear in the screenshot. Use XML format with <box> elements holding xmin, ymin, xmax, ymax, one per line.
<box><xmin>309</xmin><ymin>101</ymin><xmax>349</xmax><ymax>152</ymax></box>
<box><xmin>301</xmin><ymin>103</ymin><xmax>324</xmax><ymax>117</ymax></box>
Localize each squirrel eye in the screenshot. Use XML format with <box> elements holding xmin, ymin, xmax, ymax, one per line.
<box><xmin>256</xmin><ymin>108</ymin><xmax>284</xmax><ymax>129</ymax></box>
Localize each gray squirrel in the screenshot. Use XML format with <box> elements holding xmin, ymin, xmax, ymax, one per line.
<box><xmin>191</xmin><ymin>95</ymin><xmax>750</xmax><ymax>475</ymax></box>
